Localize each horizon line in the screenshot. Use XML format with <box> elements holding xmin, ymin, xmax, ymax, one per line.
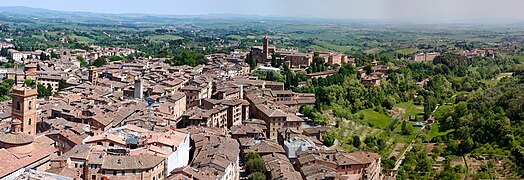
<box><xmin>0</xmin><ymin>5</ymin><xmax>523</xmax><ymax>25</ymax></box>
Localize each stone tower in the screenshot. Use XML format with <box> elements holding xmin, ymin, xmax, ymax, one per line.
<box><xmin>263</xmin><ymin>36</ymin><xmax>269</xmax><ymax>61</ymax></box>
<box><xmin>134</xmin><ymin>78</ymin><xmax>144</xmax><ymax>99</ymax></box>
<box><xmin>11</xmin><ymin>86</ymin><xmax>38</xmax><ymax>136</ymax></box>
<box><xmin>88</xmin><ymin>67</ymin><xmax>98</xmax><ymax>85</ymax></box>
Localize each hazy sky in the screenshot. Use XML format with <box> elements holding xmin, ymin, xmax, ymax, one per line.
<box><xmin>1</xmin><ymin>0</ymin><xmax>524</xmax><ymax>22</ymax></box>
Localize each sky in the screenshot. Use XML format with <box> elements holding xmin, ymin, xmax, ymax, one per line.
<box><xmin>1</xmin><ymin>0</ymin><xmax>524</xmax><ymax>22</ymax></box>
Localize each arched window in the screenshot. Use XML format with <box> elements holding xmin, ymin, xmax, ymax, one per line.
<box><xmin>28</xmin><ymin>118</ymin><xmax>32</xmax><ymax>125</ymax></box>
<box><xmin>109</xmin><ymin>142</ymin><xmax>115</xmax><ymax>147</ymax></box>
<box><xmin>97</xmin><ymin>142</ymin><xmax>103</xmax><ymax>146</ymax></box>
<box><xmin>28</xmin><ymin>101</ymin><xmax>32</xmax><ymax>110</ymax></box>
<box><xmin>16</xmin><ymin>101</ymin><xmax>21</xmax><ymax>111</ymax></box>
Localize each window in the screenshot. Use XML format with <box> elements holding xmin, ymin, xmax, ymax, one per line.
<box><xmin>109</xmin><ymin>143</ymin><xmax>115</xmax><ymax>147</ymax></box>
<box><xmin>97</xmin><ymin>142</ymin><xmax>103</xmax><ymax>146</ymax></box>
<box><xmin>92</xmin><ymin>175</ymin><xmax>96</xmax><ymax>180</ymax></box>
<box><xmin>113</xmin><ymin>171</ymin><xmax>117</xmax><ymax>176</ymax></box>
<box><xmin>28</xmin><ymin>101</ymin><xmax>32</xmax><ymax>110</ymax></box>
<box><xmin>28</xmin><ymin>118</ymin><xmax>32</xmax><ymax>125</ymax></box>
<box><xmin>16</xmin><ymin>101</ymin><xmax>20</xmax><ymax>111</ymax></box>
<box><xmin>122</xmin><ymin>171</ymin><xmax>125</xmax><ymax>176</ymax></box>
<box><xmin>132</xmin><ymin>170</ymin><xmax>136</xmax><ymax>175</ymax></box>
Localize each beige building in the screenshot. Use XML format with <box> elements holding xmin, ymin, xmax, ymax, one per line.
<box><xmin>297</xmin><ymin>150</ymin><xmax>381</xmax><ymax>180</ymax></box>
<box><xmin>411</xmin><ymin>52</ymin><xmax>439</xmax><ymax>62</ymax></box>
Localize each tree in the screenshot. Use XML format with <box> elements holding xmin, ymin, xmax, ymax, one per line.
<box><xmin>77</xmin><ymin>56</ymin><xmax>88</xmax><ymax>67</ymax></box>
<box><xmin>247</xmin><ymin>53</ymin><xmax>257</xmax><ymax>70</ymax></box>
<box><xmin>45</xmin><ymin>84</ymin><xmax>53</xmax><ymax>96</ymax></box>
<box><xmin>58</xmin><ymin>79</ymin><xmax>67</xmax><ymax>91</ymax></box>
<box><xmin>108</xmin><ymin>56</ymin><xmax>126</xmax><ymax>62</ymax></box>
<box><xmin>459</xmin><ymin>137</ymin><xmax>474</xmax><ymax>153</ymax></box>
<box><xmin>0</xmin><ymin>79</ymin><xmax>15</xmax><ymax>100</ymax></box>
<box><xmin>39</xmin><ymin>52</ymin><xmax>48</xmax><ymax>61</ymax></box>
<box><xmin>364</xmin><ymin>135</ymin><xmax>376</xmax><ymax>148</ymax></box>
<box><xmin>381</xmin><ymin>156</ymin><xmax>397</xmax><ymax>170</ymax></box>
<box><xmin>401</xmin><ymin>121</ymin><xmax>414</xmax><ymax>135</ymax></box>
<box><xmin>271</xmin><ymin>53</ymin><xmax>278</xmax><ymax>67</ymax></box>
<box><xmin>424</xmin><ymin>95</ymin><xmax>437</xmax><ymax>115</ymax></box>
<box><xmin>24</xmin><ymin>79</ymin><xmax>36</xmax><ymax>88</ymax></box>
<box><xmin>323</xmin><ymin>132</ymin><xmax>336</xmax><ymax>147</ymax></box>
<box><xmin>312</xmin><ymin>112</ymin><xmax>329</xmax><ymax>126</ymax></box>
<box><xmin>245</xmin><ymin>152</ymin><xmax>266</xmax><ymax>175</ymax></box>
<box><xmin>265</xmin><ymin>71</ymin><xmax>276</xmax><ymax>81</ymax></box>
<box><xmin>50</xmin><ymin>51</ymin><xmax>60</xmax><ymax>59</ymax></box>
<box><xmin>164</xmin><ymin>50</ymin><xmax>207</xmax><ymax>67</ymax></box>
<box><xmin>37</xmin><ymin>84</ymin><xmax>47</xmax><ymax>98</ymax></box>
<box><xmin>352</xmin><ymin>135</ymin><xmax>361</xmax><ymax>148</ymax></box>
<box><xmin>247</xmin><ymin>172</ymin><xmax>266</xmax><ymax>180</ymax></box>
<box><xmin>91</xmin><ymin>57</ymin><xmax>107</xmax><ymax>67</ymax></box>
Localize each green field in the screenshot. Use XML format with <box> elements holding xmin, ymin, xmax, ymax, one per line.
<box><xmin>70</xmin><ymin>35</ymin><xmax>95</xmax><ymax>43</ymax></box>
<box><xmin>427</xmin><ymin>123</ymin><xmax>454</xmax><ymax>141</ymax></box>
<box><xmin>480</xmin><ymin>72</ymin><xmax>513</xmax><ymax>86</ymax></box>
<box><xmin>147</xmin><ymin>35</ymin><xmax>184</xmax><ymax>41</ymax></box>
<box><xmin>357</xmin><ymin>109</ymin><xmax>393</xmax><ymax>129</ymax></box>
<box><xmin>306</xmin><ymin>45</ymin><xmax>330</xmax><ymax>52</ymax></box>
<box><xmin>395</xmin><ymin>48</ymin><xmax>420</xmax><ymax>54</ymax></box>
<box><xmin>312</xmin><ymin>40</ymin><xmax>356</xmax><ymax>53</ymax></box>
<box><xmin>226</xmin><ymin>35</ymin><xmax>243</xmax><ymax>40</ymax></box>
<box><xmin>394</xmin><ymin>101</ymin><xmax>424</xmax><ymax>119</ymax></box>
<box><xmin>513</xmin><ymin>55</ymin><xmax>524</xmax><ymax>63</ymax></box>
<box><xmin>433</xmin><ymin>104</ymin><xmax>454</xmax><ymax>121</ymax></box>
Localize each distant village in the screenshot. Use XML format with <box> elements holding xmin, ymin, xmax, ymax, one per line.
<box><xmin>0</xmin><ymin>35</ymin><xmax>497</xmax><ymax>180</ymax></box>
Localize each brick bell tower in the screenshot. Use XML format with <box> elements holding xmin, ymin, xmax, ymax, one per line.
<box><xmin>11</xmin><ymin>86</ymin><xmax>38</xmax><ymax>136</ymax></box>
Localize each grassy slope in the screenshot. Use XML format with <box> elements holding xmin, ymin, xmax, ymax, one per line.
<box><xmin>480</xmin><ymin>72</ymin><xmax>514</xmax><ymax>87</ymax></box>
<box><xmin>147</xmin><ymin>35</ymin><xmax>184</xmax><ymax>41</ymax></box>
<box><xmin>394</xmin><ymin>101</ymin><xmax>424</xmax><ymax>119</ymax></box>
<box><xmin>357</xmin><ymin>109</ymin><xmax>393</xmax><ymax>129</ymax></box>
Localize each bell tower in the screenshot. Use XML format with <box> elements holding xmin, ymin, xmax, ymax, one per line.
<box><xmin>11</xmin><ymin>86</ymin><xmax>38</xmax><ymax>136</ymax></box>
<box><xmin>263</xmin><ymin>36</ymin><xmax>269</xmax><ymax>61</ymax></box>
<box><xmin>88</xmin><ymin>67</ymin><xmax>98</xmax><ymax>86</ymax></box>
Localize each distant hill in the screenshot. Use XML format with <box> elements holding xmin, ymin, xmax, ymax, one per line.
<box><xmin>0</xmin><ymin>6</ymin><xmax>58</xmax><ymax>14</ymax></box>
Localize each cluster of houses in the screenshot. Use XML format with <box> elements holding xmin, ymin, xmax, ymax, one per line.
<box><xmin>3</xmin><ymin>44</ymin><xmax>135</xmax><ymax>63</ymax></box>
<box><xmin>0</xmin><ymin>38</ymin><xmax>382</xmax><ymax>180</ymax></box>
<box><xmin>357</xmin><ymin>60</ymin><xmax>391</xmax><ymax>87</ymax></box>
<box><xmin>250</xmin><ymin>36</ymin><xmax>354</xmax><ymax>68</ymax></box>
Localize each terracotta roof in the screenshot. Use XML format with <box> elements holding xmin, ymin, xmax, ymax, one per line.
<box><xmin>0</xmin><ymin>132</ymin><xmax>34</xmax><ymax>145</ymax></box>
<box><xmin>262</xmin><ymin>153</ymin><xmax>302</xmax><ymax>180</ymax></box>
<box><xmin>245</xmin><ymin>140</ymin><xmax>285</xmax><ymax>155</ymax></box>
<box><xmin>45</xmin><ymin>167</ymin><xmax>80</xmax><ymax>178</ymax></box>
<box><xmin>101</xmin><ymin>154</ymin><xmax>164</xmax><ymax>170</ymax></box>
<box><xmin>84</xmin><ymin>133</ymin><xmax>125</xmax><ymax>145</ymax></box>
<box><xmin>0</xmin><ymin>137</ymin><xmax>55</xmax><ymax>178</ymax></box>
